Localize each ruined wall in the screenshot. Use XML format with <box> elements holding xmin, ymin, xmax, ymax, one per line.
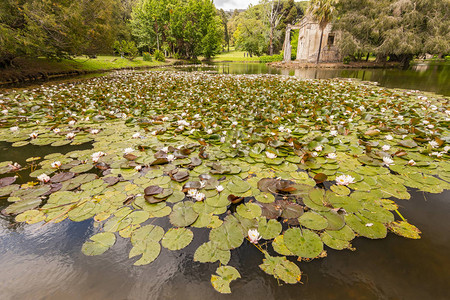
<box><xmin>293</xmin><ymin>16</ymin><xmax>341</xmax><ymax>63</ymax></box>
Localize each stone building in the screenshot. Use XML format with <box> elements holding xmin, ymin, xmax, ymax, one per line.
<box><xmin>283</xmin><ymin>15</ymin><xmax>341</xmax><ymax>63</ymax></box>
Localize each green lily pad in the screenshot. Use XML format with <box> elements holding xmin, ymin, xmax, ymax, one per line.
<box><xmin>82</xmin><ymin>232</ymin><xmax>116</xmax><ymax>256</ymax></box>
<box><xmin>257</xmin><ymin>218</ymin><xmax>282</xmax><ymax>240</ymax></box>
<box><xmin>284</xmin><ymin>227</ymin><xmax>323</xmax><ymax>259</ymax></box>
<box><xmin>389</xmin><ymin>221</ymin><xmax>421</xmax><ymax>239</ymax></box>
<box><xmin>236</xmin><ymin>202</ymin><xmax>262</xmax><ymax>219</ymax></box>
<box><xmin>211</xmin><ymin>266</ymin><xmax>241</xmax><ymax>294</ymax></box>
<box><xmin>259</xmin><ymin>253</ymin><xmax>301</xmax><ymax>284</ymax></box>
<box><xmin>161</xmin><ymin>228</ymin><xmax>194</xmax><ymax>250</ymax></box>
<box><xmin>194</xmin><ymin>241</ymin><xmax>231</xmax><ymax>265</ymax></box>
<box><xmin>298</xmin><ymin>211</ymin><xmax>328</xmax><ymax>230</ymax></box>
<box><xmin>169</xmin><ymin>202</ymin><xmax>198</xmax><ymax>227</ymax></box>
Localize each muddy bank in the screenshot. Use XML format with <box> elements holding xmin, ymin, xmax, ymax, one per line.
<box><xmin>0</xmin><ymin>58</ymin><xmax>175</xmax><ymax>87</ymax></box>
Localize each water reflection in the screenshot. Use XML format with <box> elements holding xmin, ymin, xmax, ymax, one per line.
<box><xmin>208</xmin><ymin>62</ymin><xmax>450</xmax><ymax>96</ymax></box>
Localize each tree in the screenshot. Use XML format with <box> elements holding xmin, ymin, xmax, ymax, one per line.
<box><xmin>307</xmin><ymin>0</ymin><xmax>338</xmax><ymax>64</ymax></box>
<box><xmin>263</xmin><ymin>0</ymin><xmax>283</xmax><ymax>55</ymax></box>
<box><xmin>335</xmin><ymin>0</ymin><xmax>450</xmax><ymax>68</ymax></box>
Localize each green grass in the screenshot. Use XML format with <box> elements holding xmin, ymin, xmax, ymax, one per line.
<box><xmin>211</xmin><ymin>50</ymin><xmax>261</xmax><ymax>62</ymax></box>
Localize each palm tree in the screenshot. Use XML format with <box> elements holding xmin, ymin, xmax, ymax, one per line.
<box><xmin>308</xmin><ymin>0</ymin><xmax>338</xmax><ymax>64</ymax></box>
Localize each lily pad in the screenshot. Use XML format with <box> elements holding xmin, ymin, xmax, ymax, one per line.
<box><xmin>161</xmin><ymin>228</ymin><xmax>194</xmax><ymax>250</ymax></box>
<box><xmin>211</xmin><ymin>266</ymin><xmax>241</xmax><ymax>294</ymax></box>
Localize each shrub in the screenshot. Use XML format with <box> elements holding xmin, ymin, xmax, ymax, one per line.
<box><xmin>153</xmin><ymin>50</ymin><xmax>165</xmax><ymax>62</ymax></box>
<box><xmin>143</xmin><ymin>52</ymin><xmax>152</xmax><ymax>61</ymax></box>
<box><xmin>173</xmin><ymin>53</ymin><xmax>181</xmax><ymax>59</ymax></box>
<box><xmin>259</xmin><ymin>54</ymin><xmax>283</xmax><ymax>63</ymax></box>
<box><xmin>343</xmin><ymin>56</ymin><xmax>351</xmax><ymax>64</ymax></box>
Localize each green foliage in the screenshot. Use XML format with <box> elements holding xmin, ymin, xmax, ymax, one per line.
<box><xmin>343</xmin><ymin>56</ymin><xmax>350</xmax><ymax>64</ymax></box>
<box><xmin>153</xmin><ymin>49</ymin><xmax>165</xmax><ymax>62</ymax></box>
<box><xmin>259</xmin><ymin>54</ymin><xmax>283</xmax><ymax>63</ymax></box>
<box><xmin>131</xmin><ymin>0</ymin><xmax>223</xmax><ymax>59</ymax></box>
<box><xmin>142</xmin><ymin>52</ymin><xmax>152</xmax><ymax>61</ymax></box>
<box><xmin>113</xmin><ymin>40</ymin><xmax>139</xmax><ymax>60</ymax></box>
<box><xmin>0</xmin><ymin>0</ymin><xmax>133</xmax><ymax>65</ymax></box>
<box><xmin>335</xmin><ymin>0</ymin><xmax>450</xmax><ymax>63</ymax></box>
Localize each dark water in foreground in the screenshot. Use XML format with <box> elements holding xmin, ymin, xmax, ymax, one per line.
<box><xmin>1</xmin><ymin>187</ymin><xmax>449</xmax><ymax>300</ymax></box>
<box><xmin>0</xmin><ymin>64</ymin><xmax>449</xmax><ymax>300</ymax></box>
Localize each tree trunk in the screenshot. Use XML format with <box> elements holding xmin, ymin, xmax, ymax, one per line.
<box><xmin>366</xmin><ymin>52</ymin><xmax>370</xmax><ymax>62</ymax></box>
<box><xmin>269</xmin><ymin>25</ymin><xmax>274</xmax><ymax>55</ymax></box>
<box><xmin>316</xmin><ymin>28</ymin><xmax>324</xmax><ymax>64</ymax></box>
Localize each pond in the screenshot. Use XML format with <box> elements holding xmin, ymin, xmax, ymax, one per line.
<box><xmin>181</xmin><ymin>62</ymin><xmax>450</xmax><ymax>96</ymax></box>
<box><xmin>0</xmin><ymin>68</ymin><xmax>449</xmax><ymax>300</ymax></box>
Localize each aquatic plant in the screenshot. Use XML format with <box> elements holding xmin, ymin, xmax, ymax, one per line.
<box><xmin>0</xmin><ymin>71</ymin><xmax>448</xmax><ymax>293</ymax></box>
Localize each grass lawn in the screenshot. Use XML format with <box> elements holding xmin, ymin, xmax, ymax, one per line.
<box><xmin>211</xmin><ymin>50</ymin><xmax>261</xmax><ymax>62</ymax></box>
<box><xmin>0</xmin><ymin>55</ymin><xmax>173</xmax><ymax>84</ymax></box>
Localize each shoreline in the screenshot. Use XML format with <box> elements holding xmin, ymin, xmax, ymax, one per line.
<box><xmin>268</xmin><ymin>61</ymin><xmax>402</xmax><ymax>69</ymax></box>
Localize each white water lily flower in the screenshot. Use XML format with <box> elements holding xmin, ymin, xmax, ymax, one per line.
<box><xmin>162</xmin><ymin>116</ymin><xmax>169</xmax><ymax>121</ymax></box>
<box><xmin>429</xmin><ymin>140</ymin><xmax>439</xmax><ymax>148</ymax></box>
<box><xmin>231</xmin><ymin>121</ymin><xmax>238</xmax><ymax>126</ymax></box>
<box><xmin>123</xmin><ymin>147</ymin><xmax>134</xmax><ymax>155</ymax></box>
<box><xmin>132</xmin><ymin>132</ymin><xmax>141</xmax><ymax>139</ymax></box>
<box><xmin>167</xmin><ymin>154</ymin><xmax>175</xmax><ymax>162</ymax></box>
<box><xmin>220</xmin><ymin>136</ymin><xmax>226</xmax><ymax>143</ymax></box>
<box><xmin>315</xmin><ymin>145</ymin><xmax>323</xmax><ymax>152</ymax></box>
<box><xmin>151</xmin><ymin>130</ymin><xmax>157</xmax><ymax>135</ymax></box>
<box><xmin>408</xmin><ymin>159</ymin><xmax>416</xmax><ymax>166</ymax></box>
<box><xmin>187</xmin><ymin>189</ymin><xmax>198</xmax><ymax>198</ymax></box>
<box><xmin>248</xmin><ymin>229</ymin><xmax>261</xmax><ymax>244</ymax></box>
<box><xmin>382</xmin><ymin>145</ymin><xmax>391</xmax><ymax>151</ymax></box>
<box><xmin>91</xmin><ymin>129</ymin><xmax>99</xmax><ymax>134</ymax></box>
<box><xmin>51</xmin><ymin>161</ymin><xmax>61</xmax><ymax>168</ymax></box>
<box><xmin>444</xmin><ymin>146</ymin><xmax>450</xmax><ymax>153</ymax></box>
<box><xmin>311</xmin><ymin>151</ymin><xmax>318</xmax><ymax>157</ymax></box>
<box><xmin>29</xmin><ymin>132</ymin><xmax>38</xmax><ymax>139</ymax></box>
<box><xmin>430</xmin><ymin>152</ymin><xmax>443</xmax><ymax>158</ymax></box>
<box><xmin>383</xmin><ymin>156</ymin><xmax>394</xmax><ymax>166</ymax></box>
<box><xmin>134</xmin><ymin>165</ymin><xmax>142</xmax><ymax>171</ymax></box>
<box><xmin>53</xmin><ymin>128</ymin><xmax>61</xmax><ymax>134</ymax></box>
<box><xmin>330</xmin><ymin>130</ymin><xmax>338</xmax><ymax>137</ymax></box>
<box><xmin>68</xmin><ymin>120</ymin><xmax>76</xmax><ymax>126</ymax></box>
<box><xmin>216</xmin><ymin>185</ymin><xmax>224</xmax><ymax>192</ymax></box>
<box><xmin>427</xmin><ymin>124</ymin><xmax>434</xmax><ymax>129</ymax></box>
<box><xmin>177</xmin><ymin>120</ymin><xmax>189</xmax><ymax>126</ymax></box>
<box><xmin>327</xmin><ymin>153</ymin><xmax>337</xmax><ymax>159</ymax></box>
<box><xmin>37</xmin><ymin>173</ymin><xmax>51</xmax><ymax>183</ymax></box>
<box><xmin>385</xmin><ymin>134</ymin><xmax>393</xmax><ymax>140</ymax></box>
<box><xmin>66</xmin><ymin>132</ymin><xmax>75</xmax><ymax>139</ymax></box>
<box><xmin>1</xmin><ymin>109</ymin><xmax>8</xmax><ymax>115</ymax></box>
<box><xmin>365</xmin><ymin>223</ymin><xmax>374</xmax><ymax>227</ymax></box>
<box><xmin>206</xmin><ymin>129</ymin><xmax>213</xmax><ymax>134</ymax></box>
<box><xmin>194</xmin><ymin>192</ymin><xmax>205</xmax><ymax>202</ymax></box>
<box><xmin>265</xmin><ymin>151</ymin><xmax>277</xmax><ymax>159</ymax></box>
<box><xmin>161</xmin><ymin>146</ymin><xmax>169</xmax><ymax>153</ymax></box>
<box><xmin>91</xmin><ymin>151</ymin><xmax>106</xmax><ymax>163</ymax></box>
<box><xmin>10</xmin><ymin>126</ymin><xmax>19</xmax><ymax>132</ymax></box>
<box><xmin>335</xmin><ymin>175</ymin><xmax>355</xmax><ymax>186</ymax></box>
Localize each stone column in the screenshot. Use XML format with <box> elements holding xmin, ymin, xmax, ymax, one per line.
<box><xmin>283</xmin><ymin>25</ymin><xmax>291</xmax><ymax>62</ymax></box>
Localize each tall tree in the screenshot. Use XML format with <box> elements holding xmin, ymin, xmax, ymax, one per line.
<box><xmin>307</xmin><ymin>0</ymin><xmax>338</xmax><ymax>64</ymax></box>
<box><xmin>263</xmin><ymin>0</ymin><xmax>283</xmax><ymax>55</ymax></box>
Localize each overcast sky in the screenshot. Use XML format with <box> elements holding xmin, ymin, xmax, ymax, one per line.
<box><xmin>214</xmin><ymin>0</ymin><xmax>260</xmax><ymax>10</ymax></box>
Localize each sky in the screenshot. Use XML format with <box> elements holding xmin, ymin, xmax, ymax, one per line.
<box><xmin>214</xmin><ymin>0</ymin><xmax>260</xmax><ymax>10</ymax></box>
